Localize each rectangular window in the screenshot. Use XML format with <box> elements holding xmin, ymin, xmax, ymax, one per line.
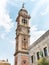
<box><xmin>40</xmin><ymin>51</ymin><xmax>43</xmax><ymax>57</ymax></box>
<box><xmin>37</xmin><ymin>52</ymin><xmax>40</xmax><ymax>60</ymax></box>
<box><xmin>44</xmin><ymin>47</ymin><xmax>48</xmax><ymax>56</ymax></box>
<box><xmin>31</xmin><ymin>55</ymin><xmax>33</xmax><ymax>63</ymax></box>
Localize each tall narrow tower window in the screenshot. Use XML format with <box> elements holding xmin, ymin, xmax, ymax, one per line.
<box><xmin>44</xmin><ymin>47</ymin><xmax>48</xmax><ymax>56</ymax></box>
<box><xmin>22</xmin><ymin>36</ymin><xmax>28</xmax><ymax>50</ymax></box>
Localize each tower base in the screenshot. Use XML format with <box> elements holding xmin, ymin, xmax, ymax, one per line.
<box><xmin>15</xmin><ymin>53</ymin><xmax>30</xmax><ymax>65</ymax></box>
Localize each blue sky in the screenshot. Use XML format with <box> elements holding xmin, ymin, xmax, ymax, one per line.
<box><xmin>0</xmin><ymin>0</ymin><xmax>49</xmax><ymax>65</ymax></box>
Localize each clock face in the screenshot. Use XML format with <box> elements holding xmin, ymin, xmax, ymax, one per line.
<box><xmin>22</xmin><ymin>27</ymin><xmax>28</xmax><ymax>34</ymax></box>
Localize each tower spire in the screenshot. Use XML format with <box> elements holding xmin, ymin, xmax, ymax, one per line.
<box><xmin>22</xmin><ymin>3</ymin><xmax>25</xmax><ymax>8</ymax></box>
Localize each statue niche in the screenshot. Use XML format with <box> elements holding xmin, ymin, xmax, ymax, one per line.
<box><xmin>22</xmin><ymin>36</ymin><xmax>28</xmax><ymax>50</ymax></box>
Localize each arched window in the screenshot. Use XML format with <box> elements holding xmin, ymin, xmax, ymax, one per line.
<box><xmin>22</xmin><ymin>18</ymin><xmax>27</xmax><ymax>24</ymax></box>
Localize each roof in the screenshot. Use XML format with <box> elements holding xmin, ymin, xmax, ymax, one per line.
<box><xmin>0</xmin><ymin>60</ymin><xmax>10</xmax><ymax>64</ymax></box>
<box><xmin>29</xmin><ymin>30</ymin><xmax>49</xmax><ymax>50</ymax></box>
<box><xmin>19</xmin><ymin>3</ymin><xmax>28</xmax><ymax>14</ymax></box>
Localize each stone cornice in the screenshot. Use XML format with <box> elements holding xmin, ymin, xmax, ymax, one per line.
<box><xmin>16</xmin><ymin>25</ymin><xmax>30</xmax><ymax>32</ymax></box>
<box><xmin>15</xmin><ymin>33</ymin><xmax>30</xmax><ymax>39</ymax></box>
<box><xmin>14</xmin><ymin>51</ymin><xmax>29</xmax><ymax>56</ymax></box>
<box><xmin>16</xmin><ymin>14</ymin><xmax>31</xmax><ymax>22</ymax></box>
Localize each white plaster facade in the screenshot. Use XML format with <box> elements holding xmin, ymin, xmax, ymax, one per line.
<box><xmin>29</xmin><ymin>30</ymin><xmax>49</xmax><ymax>65</ymax></box>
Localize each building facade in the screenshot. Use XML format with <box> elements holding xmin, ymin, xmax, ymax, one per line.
<box><xmin>0</xmin><ymin>60</ymin><xmax>10</xmax><ymax>65</ymax></box>
<box><xmin>29</xmin><ymin>30</ymin><xmax>49</xmax><ymax>65</ymax></box>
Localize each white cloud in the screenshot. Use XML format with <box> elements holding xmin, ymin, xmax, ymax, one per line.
<box><xmin>30</xmin><ymin>0</ymin><xmax>49</xmax><ymax>19</ymax></box>
<box><xmin>31</xmin><ymin>0</ymin><xmax>36</xmax><ymax>2</ymax></box>
<box><xmin>7</xmin><ymin>0</ymin><xmax>18</xmax><ymax>7</ymax></box>
<box><xmin>0</xmin><ymin>33</ymin><xmax>5</xmax><ymax>40</ymax></box>
<box><xmin>40</xmin><ymin>6</ymin><xmax>49</xmax><ymax>16</ymax></box>
<box><xmin>0</xmin><ymin>0</ymin><xmax>14</xmax><ymax>32</ymax></box>
<box><xmin>11</xmin><ymin>40</ymin><xmax>16</xmax><ymax>45</ymax></box>
<box><xmin>8</xmin><ymin>0</ymin><xmax>23</xmax><ymax>6</ymax></box>
<box><xmin>30</xmin><ymin>25</ymin><xmax>38</xmax><ymax>31</ymax></box>
<box><xmin>11</xmin><ymin>39</ymin><xmax>15</xmax><ymax>48</ymax></box>
<box><xmin>30</xmin><ymin>25</ymin><xmax>45</xmax><ymax>45</ymax></box>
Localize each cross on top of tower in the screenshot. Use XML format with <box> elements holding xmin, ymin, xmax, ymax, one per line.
<box><xmin>22</xmin><ymin>3</ymin><xmax>25</xmax><ymax>8</ymax></box>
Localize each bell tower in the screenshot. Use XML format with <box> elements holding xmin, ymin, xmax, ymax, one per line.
<box><xmin>14</xmin><ymin>4</ymin><xmax>31</xmax><ymax>65</ymax></box>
